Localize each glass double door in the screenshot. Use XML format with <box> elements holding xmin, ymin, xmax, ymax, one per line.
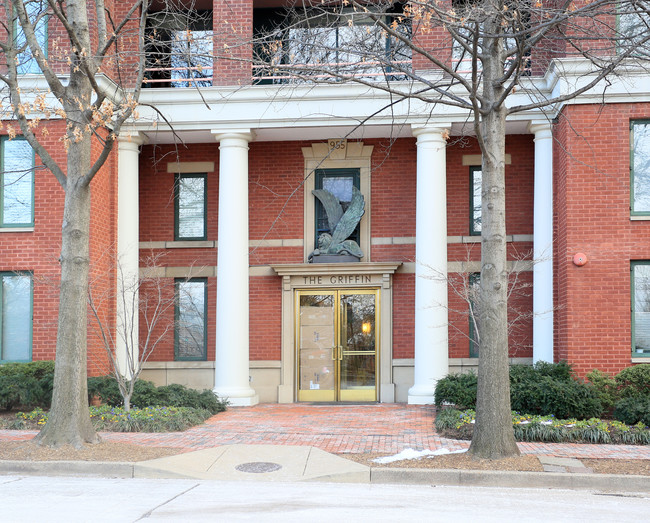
<box><xmin>297</xmin><ymin>289</ymin><xmax>378</xmax><ymax>402</ymax></box>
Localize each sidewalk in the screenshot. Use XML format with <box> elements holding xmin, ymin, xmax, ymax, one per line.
<box><xmin>1</xmin><ymin>404</ymin><xmax>649</xmax><ymax>491</ymax></box>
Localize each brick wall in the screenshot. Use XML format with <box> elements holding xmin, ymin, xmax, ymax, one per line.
<box><xmin>0</xmin><ymin>121</ymin><xmax>117</xmax><ymax>374</ymax></box>
<box><xmin>554</xmin><ymin>103</ymin><xmax>650</xmax><ymax>376</ymax></box>
<box><xmin>140</xmin><ymin>136</ymin><xmax>534</xmax><ymax>362</ymax></box>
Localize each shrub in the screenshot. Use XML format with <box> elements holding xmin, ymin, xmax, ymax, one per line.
<box><xmin>613</xmin><ymin>396</ymin><xmax>650</xmax><ymax>426</ymax></box>
<box><xmin>5</xmin><ymin>405</ymin><xmax>213</xmax><ymax>432</ymax></box>
<box><xmin>88</xmin><ymin>376</ymin><xmax>227</xmax><ymax>415</ymax></box>
<box><xmin>87</xmin><ymin>376</ymin><xmax>123</xmax><ymax>406</ymax></box>
<box><xmin>89</xmin><ymin>405</ymin><xmax>213</xmax><ymax>432</ymax></box>
<box><xmin>614</xmin><ymin>364</ymin><xmax>650</xmax><ymax>399</ymax></box>
<box><xmin>510</xmin><ymin>376</ymin><xmax>602</xmax><ymax>419</ymax></box>
<box><xmin>586</xmin><ymin>369</ymin><xmax>619</xmax><ymax>411</ymax></box>
<box><xmin>0</xmin><ymin>361</ymin><xmax>55</xmax><ymax>379</ymax></box>
<box><xmin>0</xmin><ymin>361</ymin><xmax>54</xmax><ymax>410</ymax></box>
<box><xmin>509</xmin><ymin>361</ymin><xmax>573</xmax><ymax>384</ymax></box>
<box><xmin>434</xmin><ymin>373</ymin><xmax>477</xmax><ymax>409</ymax></box>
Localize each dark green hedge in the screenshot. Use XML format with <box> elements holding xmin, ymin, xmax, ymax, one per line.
<box><xmin>434</xmin><ymin>361</ymin><xmax>602</xmax><ymax>420</ymax></box>
<box><xmin>87</xmin><ymin>376</ymin><xmax>227</xmax><ymax>414</ymax></box>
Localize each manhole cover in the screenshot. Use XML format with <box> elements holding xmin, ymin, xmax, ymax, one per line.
<box><xmin>235</xmin><ymin>462</ymin><xmax>283</xmax><ymax>473</ymax></box>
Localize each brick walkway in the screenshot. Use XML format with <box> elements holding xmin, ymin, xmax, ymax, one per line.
<box><xmin>2</xmin><ymin>404</ymin><xmax>650</xmax><ymax>459</ymax></box>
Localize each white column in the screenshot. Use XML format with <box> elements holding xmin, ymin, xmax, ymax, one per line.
<box><xmin>212</xmin><ymin>130</ymin><xmax>258</xmax><ymax>406</ymax></box>
<box><xmin>116</xmin><ymin>134</ymin><xmax>145</xmax><ymax>378</ymax></box>
<box><xmin>408</xmin><ymin>126</ymin><xmax>450</xmax><ymax>404</ymax></box>
<box><xmin>530</xmin><ymin>121</ymin><xmax>554</xmax><ymax>363</ymax></box>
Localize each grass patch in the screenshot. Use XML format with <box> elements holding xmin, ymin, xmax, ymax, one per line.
<box><xmin>4</xmin><ymin>405</ymin><xmax>216</xmax><ymax>432</ymax></box>
<box><xmin>436</xmin><ymin>408</ymin><xmax>650</xmax><ymax>445</ymax></box>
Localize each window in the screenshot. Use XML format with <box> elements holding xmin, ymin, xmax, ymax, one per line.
<box><xmin>0</xmin><ymin>273</ymin><xmax>32</xmax><ymax>362</ymax></box>
<box><xmin>315</xmin><ymin>168</ymin><xmax>360</xmax><ymax>247</ymax></box>
<box><xmin>145</xmin><ymin>10</ymin><xmax>213</xmax><ymax>88</ymax></box>
<box><xmin>174</xmin><ymin>173</ymin><xmax>206</xmax><ymax>240</ymax></box>
<box><xmin>175</xmin><ymin>278</ymin><xmax>207</xmax><ymax>361</ymax></box>
<box><xmin>1</xmin><ymin>138</ymin><xmax>35</xmax><ymax>228</ymax></box>
<box><xmin>15</xmin><ymin>0</ymin><xmax>48</xmax><ymax>74</ymax></box>
<box><xmin>470</xmin><ymin>166</ymin><xmax>482</xmax><ymax>235</ymax></box>
<box><xmin>619</xmin><ymin>4</ymin><xmax>650</xmax><ymax>57</ymax></box>
<box><xmin>631</xmin><ymin>121</ymin><xmax>650</xmax><ymax>215</ymax></box>
<box><xmin>632</xmin><ymin>263</ymin><xmax>650</xmax><ymax>357</ymax></box>
<box><xmin>253</xmin><ymin>4</ymin><xmax>411</xmax><ymax>83</ymax></box>
<box><xmin>469</xmin><ymin>272</ymin><xmax>480</xmax><ymax>357</ymax></box>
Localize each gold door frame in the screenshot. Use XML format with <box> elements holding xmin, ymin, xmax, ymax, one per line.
<box><xmin>295</xmin><ymin>288</ymin><xmax>380</xmax><ymax>402</ymax></box>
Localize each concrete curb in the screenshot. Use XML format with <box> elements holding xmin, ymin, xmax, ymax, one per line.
<box><xmin>370</xmin><ymin>468</ymin><xmax>650</xmax><ymax>493</ymax></box>
<box><xmin>0</xmin><ymin>460</ymin><xmax>135</xmax><ymax>478</ymax></box>
<box><xmin>1</xmin><ymin>460</ymin><xmax>648</xmax><ymax>493</ymax></box>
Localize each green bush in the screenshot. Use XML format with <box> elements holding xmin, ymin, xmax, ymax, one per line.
<box><xmin>586</xmin><ymin>369</ymin><xmax>619</xmax><ymax>411</ymax></box>
<box><xmin>509</xmin><ymin>361</ymin><xmax>573</xmax><ymax>384</ymax></box>
<box><xmin>87</xmin><ymin>376</ymin><xmax>123</xmax><ymax>405</ymax></box>
<box><xmin>88</xmin><ymin>376</ymin><xmax>227</xmax><ymax>415</ymax></box>
<box><xmin>0</xmin><ymin>361</ymin><xmax>54</xmax><ymax>410</ymax></box>
<box><xmin>89</xmin><ymin>405</ymin><xmax>213</xmax><ymax>432</ymax></box>
<box><xmin>510</xmin><ymin>376</ymin><xmax>602</xmax><ymax>419</ymax></box>
<box><xmin>7</xmin><ymin>405</ymin><xmax>213</xmax><ymax>432</ymax></box>
<box><xmin>613</xmin><ymin>396</ymin><xmax>650</xmax><ymax>426</ymax></box>
<box><xmin>615</xmin><ymin>364</ymin><xmax>650</xmax><ymax>399</ymax></box>
<box><xmin>434</xmin><ymin>373</ymin><xmax>477</xmax><ymax>409</ymax></box>
<box><xmin>0</xmin><ymin>361</ymin><xmax>55</xmax><ymax>379</ymax></box>
<box><xmin>434</xmin><ymin>362</ymin><xmax>600</xmax><ymax>419</ymax></box>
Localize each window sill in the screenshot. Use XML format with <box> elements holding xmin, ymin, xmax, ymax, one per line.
<box><xmin>630</xmin><ymin>215</ymin><xmax>650</xmax><ymax>220</ymax></box>
<box><xmin>631</xmin><ymin>357</ymin><xmax>650</xmax><ymax>363</ymax></box>
<box><xmin>0</xmin><ymin>227</ymin><xmax>34</xmax><ymax>233</ymax></box>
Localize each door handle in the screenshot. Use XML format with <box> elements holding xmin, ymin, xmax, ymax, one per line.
<box><xmin>331</xmin><ymin>347</ymin><xmax>337</xmax><ymax>361</ymax></box>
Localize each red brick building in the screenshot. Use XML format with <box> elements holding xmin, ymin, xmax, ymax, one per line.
<box><xmin>0</xmin><ymin>1</ymin><xmax>647</xmax><ymax>404</ymax></box>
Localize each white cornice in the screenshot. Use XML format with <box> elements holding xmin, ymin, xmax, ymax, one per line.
<box><xmin>7</xmin><ymin>57</ymin><xmax>650</xmax><ymax>141</ymax></box>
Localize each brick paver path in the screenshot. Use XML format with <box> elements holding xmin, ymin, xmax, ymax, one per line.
<box><xmin>2</xmin><ymin>404</ymin><xmax>650</xmax><ymax>458</ymax></box>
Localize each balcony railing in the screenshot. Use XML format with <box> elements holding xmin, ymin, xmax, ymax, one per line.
<box><xmin>143</xmin><ymin>65</ymin><xmax>213</xmax><ymax>87</ymax></box>
<box><xmin>252</xmin><ymin>60</ymin><xmax>412</xmax><ymax>83</ymax></box>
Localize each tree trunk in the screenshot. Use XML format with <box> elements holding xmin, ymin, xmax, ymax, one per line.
<box><xmin>468</xmin><ymin>13</ymin><xmax>520</xmax><ymax>459</ymax></box>
<box><xmin>36</xmin><ymin>113</ymin><xmax>99</xmax><ymax>448</ymax></box>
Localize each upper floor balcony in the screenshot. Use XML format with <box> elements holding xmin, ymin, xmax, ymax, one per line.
<box><xmin>142</xmin><ymin>2</ymin><xmax>412</xmax><ymax>88</ymax></box>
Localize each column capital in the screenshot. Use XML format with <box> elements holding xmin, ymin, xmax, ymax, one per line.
<box><xmin>528</xmin><ymin>120</ymin><xmax>553</xmax><ymax>139</ymax></box>
<box><xmin>411</xmin><ymin>124</ymin><xmax>452</xmax><ymax>140</ymax></box>
<box><xmin>117</xmin><ymin>131</ymin><xmax>147</xmax><ymax>148</ymax></box>
<box><xmin>211</xmin><ymin>129</ymin><xmax>255</xmax><ymax>143</ymax></box>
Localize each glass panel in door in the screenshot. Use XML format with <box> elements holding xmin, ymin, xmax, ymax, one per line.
<box><xmin>339</xmin><ymin>292</ymin><xmax>377</xmax><ymax>401</ymax></box>
<box><xmin>297</xmin><ymin>293</ymin><xmax>336</xmax><ymax>401</ymax></box>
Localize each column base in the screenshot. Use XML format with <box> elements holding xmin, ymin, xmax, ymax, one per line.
<box><xmin>213</xmin><ymin>386</ymin><xmax>259</xmax><ymax>407</ymax></box>
<box><xmin>408</xmin><ymin>394</ymin><xmax>435</xmax><ymax>405</ymax></box>
<box><xmin>226</xmin><ymin>394</ymin><xmax>260</xmax><ymax>407</ymax></box>
<box><xmin>407</xmin><ymin>384</ymin><xmax>436</xmax><ymax>405</ymax></box>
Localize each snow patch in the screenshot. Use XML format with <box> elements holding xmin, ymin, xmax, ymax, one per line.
<box><xmin>372</xmin><ymin>447</ymin><xmax>468</xmax><ymax>464</ymax></box>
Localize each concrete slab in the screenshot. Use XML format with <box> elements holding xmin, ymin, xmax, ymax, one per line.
<box><xmin>543</xmin><ymin>465</ymin><xmax>567</xmax><ymax>473</ymax></box>
<box><xmin>538</xmin><ymin>457</ymin><xmax>584</xmax><ymax>468</ymax></box>
<box><xmin>133</xmin><ymin>445</ymin><xmax>370</xmax><ymax>482</ymax></box>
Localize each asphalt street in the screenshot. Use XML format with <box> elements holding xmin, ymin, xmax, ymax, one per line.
<box><xmin>1</xmin><ymin>475</ymin><xmax>648</xmax><ymax>522</ymax></box>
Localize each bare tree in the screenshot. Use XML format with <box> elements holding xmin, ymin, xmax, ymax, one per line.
<box><xmin>0</xmin><ymin>0</ymin><xmax>150</xmax><ymax>447</ymax></box>
<box><xmin>88</xmin><ymin>253</ymin><xmax>177</xmax><ymax>412</ymax></box>
<box><xmin>253</xmin><ymin>0</ymin><xmax>650</xmax><ymax>458</ymax></box>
